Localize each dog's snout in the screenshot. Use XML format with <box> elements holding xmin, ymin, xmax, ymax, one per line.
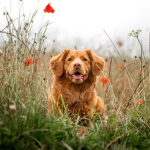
<box><xmin>73</xmin><ymin>63</ymin><xmax>81</xmax><ymax>69</ymax></box>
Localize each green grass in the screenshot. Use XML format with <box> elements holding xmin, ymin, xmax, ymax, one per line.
<box><xmin>0</xmin><ymin>3</ymin><xmax>150</xmax><ymax>150</ymax></box>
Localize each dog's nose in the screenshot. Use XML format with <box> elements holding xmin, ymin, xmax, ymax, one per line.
<box><xmin>73</xmin><ymin>63</ymin><xmax>81</xmax><ymax>68</ymax></box>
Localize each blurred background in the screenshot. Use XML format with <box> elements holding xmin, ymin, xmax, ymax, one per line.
<box><xmin>0</xmin><ymin>0</ymin><xmax>150</xmax><ymax>57</ymax></box>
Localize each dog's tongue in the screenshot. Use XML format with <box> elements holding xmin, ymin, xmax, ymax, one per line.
<box><xmin>72</xmin><ymin>74</ymin><xmax>83</xmax><ymax>79</ymax></box>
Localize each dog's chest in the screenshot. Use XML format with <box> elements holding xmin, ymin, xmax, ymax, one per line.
<box><xmin>57</xmin><ymin>87</ymin><xmax>91</xmax><ymax>107</ymax></box>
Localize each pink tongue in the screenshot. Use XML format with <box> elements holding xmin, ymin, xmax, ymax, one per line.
<box><xmin>72</xmin><ymin>74</ymin><xmax>83</xmax><ymax>79</ymax></box>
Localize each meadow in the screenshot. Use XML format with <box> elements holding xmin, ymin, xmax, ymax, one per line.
<box><xmin>0</xmin><ymin>3</ymin><xmax>150</xmax><ymax>150</ymax></box>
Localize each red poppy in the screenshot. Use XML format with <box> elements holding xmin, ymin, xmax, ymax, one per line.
<box><xmin>34</xmin><ymin>57</ymin><xmax>39</xmax><ymax>62</ymax></box>
<box><xmin>117</xmin><ymin>41</ymin><xmax>123</xmax><ymax>47</ymax></box>
<box><xmin>24</xmin><ymin>57</ymin><xmax>34</xmax><ymax>66</ymax></box>
<box><xmin>44</xmin><ymin>3</ymin><xmax>55</xmax><ymax>13</ymax></box>
<box><xmin>120</xmin><ymin>65</ymin><xmax>124</xmax><ymax>69</ymax></box>
<box><xmin>100</xmin><ymin>77</ymin><xmax>110</xmax><ymax>85</ymax></box>
<box><xmin>137</xmin><ymin>99</ymin><xmax>144</xmax><ymax>105</ymax></box>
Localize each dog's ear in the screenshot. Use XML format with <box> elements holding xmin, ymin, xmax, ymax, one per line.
<box><xmin>50</xmin><ymin>49</ymin><xmax>70</xmax><ymax>76</ymax></box>
<box><xmin>85</xmin><ymin>49</ymin><xmax>105</xmax><ymax>76</ymax></box>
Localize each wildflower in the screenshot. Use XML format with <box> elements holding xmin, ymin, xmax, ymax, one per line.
<box><xmin>24</xmin><ymin>57</ymin><xmax>34</xmax><ymax>66</ymax></box>
<box><xmin>35</xmin><ymin>57</ymin><xmax>38</xmax><ymax>62</ymax></box>
<box><xmin>44</xmin><ymin>3</ymin><xmax>55</xmax><ymax>13</ymax></box>
<box><xmin>117</xmin><ymin>41</ymin><xmax>123</xmax><ymax>47</ymax></box>
<box><xmin>137</xmin><ymin>99</ymin><xmax>144</xmax><ymax>105</ymax></box>
<box><xmin>120</xmin><ymin>65</ymin><xmax>124</xmax><ymax>69</ymax></box>
<box><xmin>100</xmin><ymin>77</ymin><xmax>110</xmax><ymax>85</ymax></box>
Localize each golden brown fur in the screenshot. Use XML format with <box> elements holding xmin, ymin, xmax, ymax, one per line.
<box><xmin>48</xmin><ymin>49</ymin><xmax>105</xmax><ymax>123</ymax></box>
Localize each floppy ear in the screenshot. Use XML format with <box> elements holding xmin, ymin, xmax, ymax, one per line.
<box><xmin>50</xmin><ymin>49</ymin><xmax>70</xmax><ymax>76</ymax></box>
<box><xmin>85</xmin><ymin>49</ymin><xmax>105</xmax><ymax>76</ymax></box>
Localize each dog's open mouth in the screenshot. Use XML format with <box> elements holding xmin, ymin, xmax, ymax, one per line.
<box><xmin>69</xmin><ymin>72</ymin><xmax>86</xmax><ymax>80</ymax></box>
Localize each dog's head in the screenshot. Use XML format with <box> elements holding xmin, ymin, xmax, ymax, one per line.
<box><xmin>50</xmin><ymin>49</ymin><xmax>105</xmax><ymax>84</ymax></box>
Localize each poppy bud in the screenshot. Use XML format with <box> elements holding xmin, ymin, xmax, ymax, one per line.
<box><xmin>3</xmin><ymin>12</ymin><xmax>5</xmax><ymax>15</ymax></box>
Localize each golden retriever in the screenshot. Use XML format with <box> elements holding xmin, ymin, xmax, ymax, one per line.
<box><xmin>48</xmin><ymin>49</ymin><xmax>105</xmax><ymax>124</ymax></box>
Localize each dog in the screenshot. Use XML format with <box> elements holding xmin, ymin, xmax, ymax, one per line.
<box><xmin>48</xmin><ymin>49</ymin><xmax>105</xmax><ymax>124</ymax></box>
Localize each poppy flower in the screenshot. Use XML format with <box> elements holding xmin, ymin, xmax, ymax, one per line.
<box><xmin>120</xmin><ymin>65</ymin><xmax>124</xmax><ymax>69</ymax></box>
<box><xmin>137</xmin><ymin>99</ymin><xmax>144</xmax><ymax>105</ymax></box>
<box><xmin>34</xmin><ymin>57</ymin><xmax>39</xmax><ymax>63</ymax></box>
<box><xmin>117</xmin><ymin>41</ymin><xmax>123</xmax><ymax>47</ymax></box>
<box><xmin>44</xmin><ymin>3</ymin><xmax>55</xmax><ymax>13</ymax></box>
<box><xmin>100</xmin><ymin>77</ymin><xmax>110</xmax><ymax>85</ymax></box>
<box><xmin>24</xmin><ymin>57</ymin><xmax>34</xmax><ymax>66</ymax></box>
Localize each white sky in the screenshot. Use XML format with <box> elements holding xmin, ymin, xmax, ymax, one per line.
<box><xmin>0</xmin><ymin>0</ymin><xmax>150</xmax><ymax>56</ymax></box>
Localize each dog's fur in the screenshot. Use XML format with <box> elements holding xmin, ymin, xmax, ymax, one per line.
<box><xmin>48</xmin><ymin>49</ymin><xmax>105</xmax><ymax>123</ymax></box>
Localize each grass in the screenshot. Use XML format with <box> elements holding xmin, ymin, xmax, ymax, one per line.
<box><xmin>0</xmin><ymin>2</ymin><xmax>150</xmax><ymax>150</ymax></box>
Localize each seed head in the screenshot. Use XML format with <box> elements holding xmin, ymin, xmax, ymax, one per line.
<box><xmin>9</xmin><ymin>104</ymin><xmax>16</xmax><ymax>110</ymax></box>
<box><xmin>128</xmin><ymin>33</ymin><xmax>132</xmax><ymax>36</ymax></box>
<box><xmin>4</xmin><ymin>81</ymin><xmax>8</xmax><ymax>85</ymax></box>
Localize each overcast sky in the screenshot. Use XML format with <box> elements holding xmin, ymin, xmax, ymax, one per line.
<box><xmin>0</xmin><ymin>0</ymin><xmax>150</xmax><ymax>56</ymax></box>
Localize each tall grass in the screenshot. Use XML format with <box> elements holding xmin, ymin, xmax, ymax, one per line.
<box><xmin>0</xmin><ymin>2</ymin><xmax>150</xmax><ymax>150</ymax></box>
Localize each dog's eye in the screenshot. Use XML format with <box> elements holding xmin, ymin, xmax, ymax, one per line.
<box><xmin>68</xmin><ymin>58</ymin><xmax>72</xmax><ymax>61</ymax></box>
<box><xmin>83</xmin><ymin>58</ymin><xmax>87</xmax><ymax>61</ymax></box>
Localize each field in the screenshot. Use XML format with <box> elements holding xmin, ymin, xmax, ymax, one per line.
<box><xmin>0</xmin><ymin>3</ymin><xmax>150</xmax><ymax>150</ymax></box>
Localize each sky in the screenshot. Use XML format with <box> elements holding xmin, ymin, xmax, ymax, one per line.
<box><xmin>0</xmin><ymin>0</ymin><xmax>150</xmax><ymax>57</ymax></box>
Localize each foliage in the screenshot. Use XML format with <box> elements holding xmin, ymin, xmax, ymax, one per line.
<box><xmin>0</xmin><ymin>2</ymin><xmax>150</xmax><ymax>150</ymax></box>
